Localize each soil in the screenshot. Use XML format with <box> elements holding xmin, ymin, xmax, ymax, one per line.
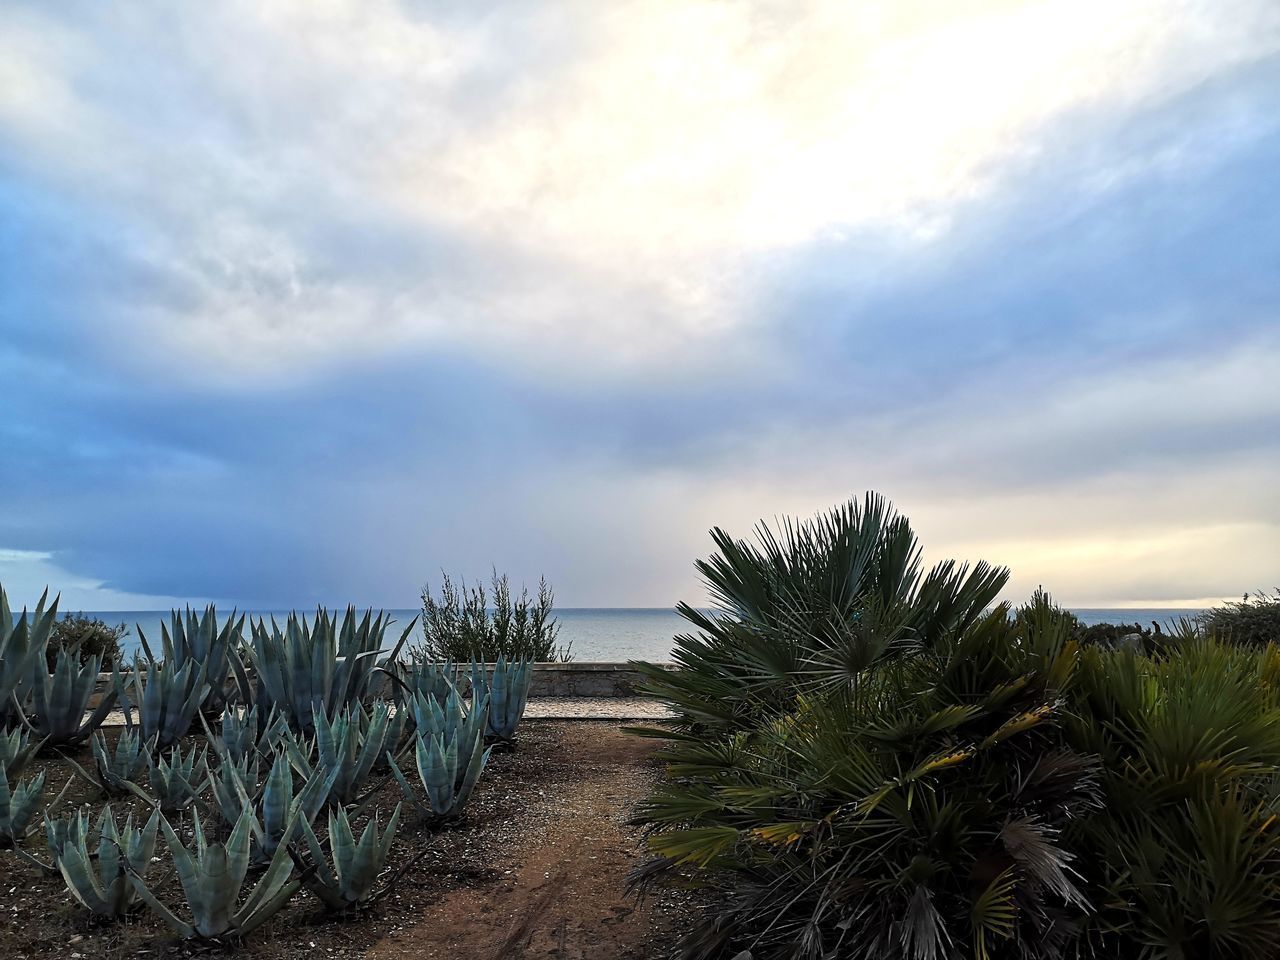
<box><xmin>0</xmin><ymin>722</ymin><xmax>705</xmax><ymax>960</ymax></box>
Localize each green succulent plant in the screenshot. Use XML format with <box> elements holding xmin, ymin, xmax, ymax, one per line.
<box><xmin>0</xmin><ymin>587</ymin><xmax>58</xmax><ymax>724</ymax></box>
<box><xmin>147</xmin><ymin>741</ymin><xmax>209</xmax><ymax>814</ymax></box>
<box><xmin>245</xmin><ymin>607</ymin><xmax>413</xmax><ymax>735</ymax></box>
<box><xmin>142</xmin><ymin>606</ymin><xmax>250</xmax><ymax>713</ymax></box>
<box><xmin>387</xmin><ymin>699</ymin><xmax>491</xmax><ymax>823</ymax></box>
<box><xmin>95</xmin><ymin>728</ymin><xmax>151</xmax><ymax>793</ymax></box>
<box><xmin>316</xmin><ymin>701</ymin><xmax>393</xmax><ymax>807</ymax></box>
<box><xmin>129</xmin><ymin>808</ymin><xmax>302</xmax><ymax>941</ymax></box>
<box><xmin>53</xmin><ymin>805</ymin><xmax>160</xmax><ymax>917</ymax></box>
<box><xmin>209</xmin><ymin>750</ymin><xmax>260</xmax><ymax>826</ymax></box>
<box><xmin>214</xmin><ymin>703</ymin><xmax>287</xmax><ymax>765</ymax></box>
<box><xmin>23</xmin><ymin>645</ymin><xmax>118</xmax><ymax>746</ymax></box>
<box><xmin>1</xmin><ymin>761</ymin><xmax>69</xmax><ymax>845</ymax></box>
<box><xmin>65</xmin><ymin>728</ymin><xmax>153</xmax><ymax>798</ymax></box>
<box><xmin>117</xmin><ymin>655</ymin><xmax>209</xmax><ymax>750</ymax></box>
<box><xmin>470</xmin><ymin>656</ymin><xmax>534</xmax><ymax>744</ymax></box>
<box><xmin>209</xmin><ymin>748</ymin><xmax>335</xmax><ymax>862</ymax></box>
<box><xmin>0</xmin><ymin>726</ymin><xmax>41</xmax><ymax>777</ymax></box>
<box><xmin>295</xmin><ymin>803</ymin><xmax>403</xmax><ymax>911</ymax></box>
<box><xmin>384</xmin><ymin>658</ymin><xmax>457</xmax><ymax>705</ymax></box>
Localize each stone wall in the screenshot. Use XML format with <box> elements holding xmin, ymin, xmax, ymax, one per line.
<box><xmin>86</xmin><ymin>661</ymin><xmax>675</xmax><ymax>706</ymax></box>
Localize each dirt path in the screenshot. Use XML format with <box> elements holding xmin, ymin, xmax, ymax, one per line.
<box><xmin>366</xmin><ymin>724</ymin><xmax>686</xmax><ymax>960</ymax></box>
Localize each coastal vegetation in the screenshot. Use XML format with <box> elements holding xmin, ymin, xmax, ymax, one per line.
<box><xmin>633</xmin><ymin>493</ymin><xmax>1280</xmax><ymax>960</ymax></box>
<box><xmin>47</xmin><ymin>611</ymin><xmax>126</xmax><ymax>670</ymax></box>
<box><xmin>418</xmin><ymin>570</ymin><xmax>570</xmax><ymax>662</ymax></box>
<box><xmin>0</xmin><ymin>586</ymin><xmax>538</xmax><ymax>949</ymax></box>
<box><xmin>0</xmin><ymin>519</ymin><xmax>1272</xmax><ymax>958</ymax></box>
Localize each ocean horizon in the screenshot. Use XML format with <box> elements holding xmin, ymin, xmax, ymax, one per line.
<box><xmin>75</xmin><ymin>606</ymin><xmax>1206</xmax><ymax>664</ymax></box>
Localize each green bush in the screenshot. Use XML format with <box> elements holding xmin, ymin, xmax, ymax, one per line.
<box><xmin>1065</xmin><ymin>632</ymin><xmax>1280</xmax><ymax>958</ymax></box>
<box><xmin>634</xmin><ymin>495</ymin><xmax>1280</xmax><ymax>960</ymax></box>
<box><xmin>46</xmin><ymin>612</ymin><xmax>125</xmax><ymax>671</ymax></box>
<box><xmin>417</xmin><ymin>571</ymin><xmax>568</xmax><ymax>662</ymax></box>
<box><xmin>633</xmin><ymin>497</ymin><xmax>1087</xmax><ymax>960</ymax></box>
<box><xmin>633</xmin><ymin>493</ymin><xmax>1007</xmax><ymax>740</ymax></box>
<box><xmin>1199</xmin><ymin>590</ymin><xmax>1280</xmax><ymax>647</ymax></box>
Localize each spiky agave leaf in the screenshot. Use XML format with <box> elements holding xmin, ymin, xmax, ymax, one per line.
<box><xmin>56</xmin><ymin>805</ymin><xmax>160</xmax><ymax>917</ymax></box>
<box><xmin>25</xmin><ymin>645</ymin><xmax>119</xmax><ymax>746</ymax></box>
<box><xmin>245</xmin><ymin>608</ymin><xmax>414</xmax><ymax>735</ymax></box>
<box><xmin>148</xmin><ymin>741</ymin><xmax>209</xmax><ymax>814</ymax></box>
<box><xmin>117</xmin><ymin>654</ymin><xmax>210</xmax><ymax>750</ymax></box>
<box><xmin>1</xmin><ymin>761</ymin><xmax>70</xmax><ymax>844</ymax></box>
<box><xmin>470</xmin><ymin>656</ymin><xmax>534</xmax><ymax>744</ymax></box>
<box><xmin>129</xmin><ymin>807</ymin><xmax>302</xmax><ymax>940</ymax></box>
<box><xmin>388</xmin><ymin>725</ymin><xmax>490</xmax><ymax>823</ymax></box>
<box><xmin>210</xmin><ymin>749</ymin><xmax>259</xmax><ymax>827</ymax></box>
<box><xmin>297</xmin><ymin>803</ymin><xmax>402</xmax><ymax>910</ymax></box>
<box><xmin>0</xmin><ymin>587</ymin><xmax>58</xmax><ymax>724</ymax></box>
<box><xmin>154</xmin><ymin>606</ymin><xmax>250</xmax><ymax>713</ymax></box>
<box><xmin>0</xmin><ymin>725</ymin><xmax>41</xmax><ymax>778</ymax></box>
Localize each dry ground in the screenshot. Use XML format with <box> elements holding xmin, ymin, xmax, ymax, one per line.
<box><xmin>0</xmin><ymin>721</ymin><xmax>704</xmax><ymax>960</ymax></box>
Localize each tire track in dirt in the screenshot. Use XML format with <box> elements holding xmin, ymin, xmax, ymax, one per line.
<box><xmin>365</xmin><ymin>724</ymin><xmax>682</xmax><ymax>960</ymax></box>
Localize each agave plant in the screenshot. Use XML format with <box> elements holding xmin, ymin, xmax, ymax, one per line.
<box><xmin>142</xmin><ymin>606</ymin><xmax>250</xmax><ymax>713</ymax></box>
<box><xmin>245</xmin><ymin>607</ymin><xmax>414</xmax><ymax>735</ymax></box>
<box><xmin>209</xmin><ymin>750</ymin><xmax>260</xmax><ymax>826</ymax></box>
<box><xmin>470</xmin><ymin>656</ymin><xmax>534</xmax><ymax>744</ymax></box>
<box><xmin>295</xmin><ymin>803</ymin><xmax>403</xmax><ymax>911</ymax></box>
<box><xmin>0</xmin><ymin>725</ymin><xmax>40</xmax><ymax>777</ymax></box>
<box><xmin>129</xmin><ymin>808</ymin><xmax>302</xmax><ymax>941</ymax></box>
<box><xmin>14</xmin><ymin>806</ymin><xmax>90</xmax><ymax>875</ymax></box>
<box><xmin>117</xmin><ymin>655</ymin><xmax>209</xmax><ymax>750</ymax></box>
<box><xmin>44</xmin><ymin>807</ymin><xmax>88</xmax><ymax>862</ymax></box>
<box><xmin>65</xmin><ymin>728</ymin><xmax>153</xmax><ymax>796</ymax></box>
<box><xmin>384</xmin><ymin>658</ymin><xmax>457</xmax><ymax>705</ymax></box>
<box><xmin>1</xmin><ymin>761</ymin><xmax>69</xmax><ymax>845</ymax></box>
<box><xmin>283</xmin><ymin>701</ymin><xmax>399</xmax><ymax>809</ymax></box>
<box><xmin>210</xmin><ymin>748</ymin><xmax>335</xmax><ymax>863</ymax></box>
<box><xmin>388</xmin><ymin>696</ymin><xmax>491</xmax><ymax>823</ymax></box>
<box><xmin>0</xmin><ymin>587</ymin><xmax>58</xmax><ymax>723</ymax></box>
<box><xmin>23</xmin><ymin>645</ymin><xmax>118</xmax><ymax>746</ymax></box>
<box><xmin>53</xmin><ymin>805</ymin><xmax>160</xmax><ymax>917</ymax></box>
<box><xmin>215</xmin><ymin>703</ymin><xmax>287</xmax><ymax>764</ymax></box>
<box><xmin>148</xmin><ymin>741</ymin><xmax>208</xmax><ymax>814</ymax></box>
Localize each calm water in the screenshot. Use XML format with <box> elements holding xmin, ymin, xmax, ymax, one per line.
<box><xmin>83</xmin><ymin>606</ymin><xmax>1204</xmax><ymax>663</ymax></box>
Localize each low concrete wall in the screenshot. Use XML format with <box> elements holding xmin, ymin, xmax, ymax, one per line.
<box><xmin>86</xmin><ymin>661</ymin><xmax>675</xmax><ymax>706</ymax></box>
<box><xmin>524</xmin><ymin>661</ymin><xmax>674</xmax><ymax>697</ymax></box>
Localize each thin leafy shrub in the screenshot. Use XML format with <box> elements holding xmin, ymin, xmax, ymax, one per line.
<box><xmin>418</xmin><ymin>571</ymin><xmax>568</xmax><ymax>662</ymax></box>
<box><xmin>1198</xmin><ymin>590</ymin><xmax>1280</xmax><ymax>647</ymax></box>
<box><xmin>46</xmin><ymin>612</ymin><xmax>125</xmax><ymax>671</ymax></box>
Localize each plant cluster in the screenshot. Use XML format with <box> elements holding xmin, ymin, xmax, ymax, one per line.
<box><xmin>418</xmin><ymin>571</ymin><xmax>569</xmax><ymax>663</ymax></box>
<box><xmin>46</xmin><ymin>612</ymin><xmax>126</xmax><ymax>671</ymax></box>
<box><xmin>0</xmin><ymin>584</ymin><xmax>539</xmax><ymax>943</ymax></box>
<box><xmin>1198</xmin><ymin>589</ymin><xmax>1280</xmax><ymax>647</ymax></box>
<box><xmin>633</xmin><ymin>494</ymin><xmax>1280</xmax><ymax>960</ymax></box>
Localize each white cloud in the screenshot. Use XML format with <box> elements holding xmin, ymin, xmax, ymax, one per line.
<box><xmin>2</xmin><ymin>0</ymin><xmax>1277</xmax><ymax>378</ymax></box>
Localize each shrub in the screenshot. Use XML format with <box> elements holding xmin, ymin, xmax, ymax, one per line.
<box><xmin>632</xmin><ymin>492</ymin><xmax>1008</xmax><ymax>740</ymax></box>
<box><xmin>634</xmin><ymin>494</ymin><xmax>1280</xmax><ymax>960</ymax></box>
<box><xmin>1065</xmin><ymin>633</ymin><xmax>1280</xmax><ymax>957</ymax></box>
<box><xmin>46</xmin><ymin>612</ymin><xmax>125</xmax><ymax>671</ymax></box>
<box><xmin>1198</xmin><ymin>590</ymin><xmax>1280</xmax><ymax>647</ymax></box>
<box><xmin>418</xmin><ymin>571</ymin><xmax>568</xmax><ymax>662</ymax></box>
<box><xmin>632</xmin><ymin>496</ymin><xmax>1093</xmax><ymax>960</ymax></box>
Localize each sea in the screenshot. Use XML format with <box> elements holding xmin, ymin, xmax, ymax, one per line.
<box><xmin>82</xmin><ymin>606</ymin><xmax>1205</xmax><ymax>664</ymax></box>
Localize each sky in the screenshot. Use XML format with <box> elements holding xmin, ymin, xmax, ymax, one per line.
<box><xmin>1</xmin><ymin>0</ymin><xmax>1278</xmax><ymax>612</ymax></box>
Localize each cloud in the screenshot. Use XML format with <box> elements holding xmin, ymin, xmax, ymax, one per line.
<box><xmin>3</xmin><ymin>0</ymin><xmax>1278</xmax><ymax>380</ymax></box>
<box><xmin>0</xmin><ymin>1</ymin><xmax>1277</xmax><ymax>609</ymax></box>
